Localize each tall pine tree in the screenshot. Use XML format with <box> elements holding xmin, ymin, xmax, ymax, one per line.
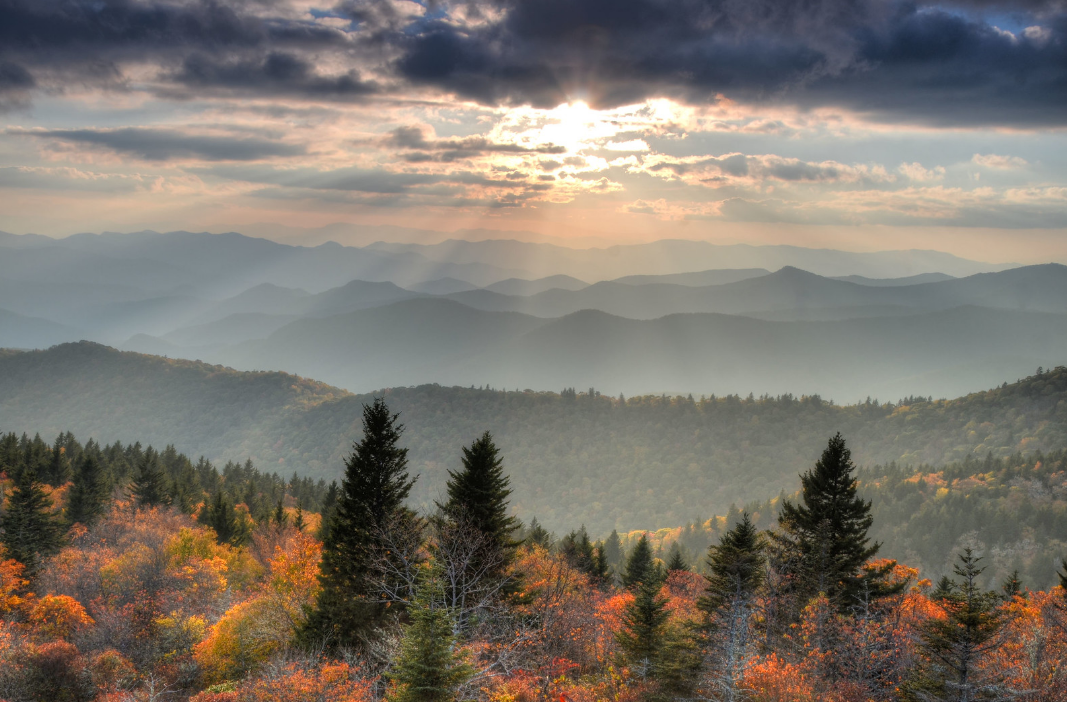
<box><xmin>0</xmin><ymin>468</ymin><xmax>63</xmax><ymax>578</ymax></box>
<box><xmin>303</xmin><ymin>398</ymin><xmax>418</xmax><ymax>649</ymax></box>
<box><xmin>130</xmin><ymin>447</ymin><xmax>170</xmax><ymax>507</ymax></box>
<box><xmin>439</xmin><ymin>431</ymin><xmax>519</xmax><ymax>577</ymax></box>
<box><xmin>66</xmin><ymin>454</ymin><xmax>109</xmax><ymax>527</ymax></box>
<box><xmin>774</xmin><ymin>433</ymin><xmax>882</xmax><ymax>608</ymax></box>
<box><xmin>198</xmin><ymin>491</ymin><xmax>249</xmax><ymax>546</ymax></box>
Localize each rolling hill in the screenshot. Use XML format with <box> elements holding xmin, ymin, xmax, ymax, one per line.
<box><xmin>1</xmin><ymin>342</ymin><xmax>1066</xmax><ymax>535</ymax></box>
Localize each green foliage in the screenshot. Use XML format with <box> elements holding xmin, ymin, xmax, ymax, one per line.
<box><xmin>904</xmin><ymin>549</ymin><xmax>1007</xmax><ymax>702</ymax></box>
<box><xmin>130</xmin><ymin>447</ymin><xmax>170</xmax><ymax>507</ymax></box>
<box><xmin>616</xmin><ymin>577</ymin><xmax>670</xmax><ymax>675</ymax></box>
<box><xmin>7</xmin><ymin>344</ymin><xmax>1067</xmax><ymax>535</ymax></box>
<box><xmin>698</xmin><ymin>513</ymin><xmax>765</xmax><ymax>617</ymax></box>
<box><xmin>524</xmin><ymin>517</ymin><xmax>552</xmax><ymax>549</ymax></box>
<box><xmin>561</xmin><ymin>527</ymin><xmax>610</xmax><ymax>585</ymax></box>
<box><xmin>665</xmin><ymin>543</ymin><xmax>689</xmax><ymax>573</ymax></box>
<box><xmin>65</xmin><ymin>453</ymin><xmax>109</xmax><ymax>527</ymax></box>
<box><xmin>775</xmin><ymin>433</ymin><xmax>881</xmax><ymax>607</ymax></box>
<box><xmin>623</xmin><ymin>535</ymin><xmax>658</xmax><ymax>590</ymax></box>
<box><xmin>198</xmin><ymin>491</ymin><xmax>250</xmax><ymax>546</ymax></box>
<box><xmin>304</xmin><ymin>398</ymin><xmax>419</xmax><ymax>649</ymax></box>
<box><xmin>440</xmin><ymin>431</ymin><xmax>519</xmax><ymax>577</ymax></box>
<box><xmin>387</xmin><ymin>565</ymin><xmax>473</xmax><ymax>702</ymax></box>
<box><xmin>0</xmin><ymin>467</ymin><xmax>63</xmax><ymax>578</ymax></box>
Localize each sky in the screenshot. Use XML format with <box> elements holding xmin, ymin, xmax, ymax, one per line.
<box><xmin>1</xmin><ymin>0</ymin><xmax>1066</xmax><ymax>261</ymax></box>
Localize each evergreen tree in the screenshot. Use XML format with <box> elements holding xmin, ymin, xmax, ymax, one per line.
<box><xmin>0</xmin><ymin>468</ymin><xmax>63</xmax><ymax>578</ymax></box>
<box><xmin>1000</xmin><ymin>570</ymin><xmax>1024</xmax><ymax>601</ymax></box>
<box><xmin>272</xmin><ymin>499</ymin><xmax>289</xmax><ymax>527</ymax></box>
<box><xmin>1058</xmin><ymin>559</ymin><xmax>1067</xmax><ymax>597</ymax></box>
<box><xmin>697</xmin><ymin>514</ymin><xmax>765</xmax><ymax>702</ymax></box>
<box><xmin>623</xmin><ymin>534</ymin><xmax>658</xmax><ymax>590</ymax></box>
<box><xmin>904</xmin><ymin>550</ymin><xmax>1006</xmax><ymax>702</ymax></box>
<box><xmin>293</xmin><ymin>504</ymin><xmax>306</xmax><ymax>532</ymax></box>
<box><xmin>604</xmin><ymin>529</ymin><xmax>623</xmax><ymax>570</ymax></box>
<box><xmin>130</xmin><ymin>447</ymin><xmax>170</xmax><ymax>507</ymax></box>
<box><xmin>439</xmin><ymin>431</ymin><xmax>519</xmax><ymax>577</ymax></box>
<box><xmin>66</xmin><ymin>453</ymin><xmax>109</xmax><ymax>527</ymax></box>
<box><xmin>665</xmin><ymin>542</ymin><xmax>689</xmax><ymax>573</ymax></box>
<box><xmin>317</xmin><ymin>481</ymin><xmax>339</xmax><ymax>541</ymax></box>
<box><xmin>387</xmin><ymin>564</ymin><xmax>474</xmax><ymax>702</ymax></box>
<box><xmin>617</xmin><ymin>576</ymin><xmax>670</xmax><ymax>680</ymax></box>
<box><xmin>304</xmin><ymin>398</ymin><xmax>418</xmax><ymax>649</ymax></box>
<box><xmin>931</xmin><ymin>575</ymin><xmax>956</xmax><ymax>601</ymax></box>
<box><xmin>198</xmin><ymin>491</ymin><xmax>249</xmax><ymax>546</ymax></box>
<box><xmin>44</xmin><ymin>434</ymin><xmax>71</xmax><ymax>487</ymax></box>
<box><xmin>525</xmin><ymin>517</ymin><xmax>552</xmax><ymax>549</ymax></box>
<box><xmin>774</xmin><ymin>433</ymin><xmax>883</xmax><ymax>608</ymax></box>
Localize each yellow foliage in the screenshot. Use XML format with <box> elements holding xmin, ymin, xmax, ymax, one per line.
<box><xmin>195</xmin><ymin>597</ymin><xmax>288</xmax><ymax>683</ymax></box>
<box><xmin>28</xmin><ymin>594</ymin><xmax>93</xmax><ymax>640</ymax></box>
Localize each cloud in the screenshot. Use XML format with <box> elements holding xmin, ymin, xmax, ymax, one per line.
<box><xmin>13</xmin><ymin>127</ymin><xmax>306</xmax><ymax>162</ymax></box>
<box><xmin>380</xmin><ymin>125</ymin><xmax>566</xmax><ymax>161</ymax></box>
<box><xmin>972</xmin><ymin>153</ymin><xmax>1029</xmax><ymax>169</ymax></box>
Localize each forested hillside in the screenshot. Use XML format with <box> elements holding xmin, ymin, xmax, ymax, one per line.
<box><xmin>2</xmin><ymin>342</ymin><xmax>1067</xmax><ymax>534</ymax></box>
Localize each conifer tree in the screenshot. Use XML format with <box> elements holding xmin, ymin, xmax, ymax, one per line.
<box><xmin>617</xmin><ymin>576</ymin><xmax>670</xmax><ymax>680</ymax></box>
<box><xmin>931</xmin><ymin>575</ymin><xmax>956</xmax><ymax>601</ymax></box>
<box><xmin>439</xmin><ymin>431</ymin><xmax>519</xmax><ymax>576</ymax></box>
<box><xmin>317</xmin><ymin>481</ymin><xmax>339</xmax><ymax>541</ymax></box>
<box><xmin>388</xmin><ymin>564</ymin><xmax>473</xmax><ymax>702</ymax></box>
<box><xmin>198</xmin><ymin>491</ymin><xmax>249</xmax><ymax>546</ymax></box>
<box><xmin>130</xmin><ymin>447</ymin><xmax>170</xmax><ymax>507</ymax></box>
<box><xmin>904</xmin><ymin>549</ymin><xmax>1006</xmax><ymax>702</ymax></box>
<box><xmin>293</xmin><ymin>504</ymin><xmax>305</xmax><ymax>532</ymax></box>
<box><xmin>0</xmin><ymin>468</ymin><xmax>63</xmax><ymax>578</ymax></box>
<box><xmin>66</xmin><ymin>454</ymin><xmax>109</xmax><ymax>527</ymax></box>
<box><xmin>1058</xmin><ymin>559</ymin><xmax>1067</xmax><ymax>597</ymax></box>
<box><xmin>304</xmin><ymin>398</ymin><xmax>418</xmax><ymax>649</ymax></box>
<box><xmin>604</xmin><ymin>529</ymin><xmax>623</xmax><ymax>570</ymax></box>
<box><xmin>525</xmin><ymin>517</ymin><xmax>552</xmax><ymax>549</ymax></box>
<box><xmin>623</xmin><ymin>534</ymin><xmax>658</xmax><ymax>590</ymax></box>
<box><xmin>774</xmin><ymin>433</ymin><xmax>883</xmax><ymax>607</ymax></box>
<box><xmin>1000</xmin><ymin>570</ymin><xmax>1024</xmax><ymax>601</ymax></box>
<box><xmin>45</xmin><ymin>434</ymin><xmax>71</xmax><ymax>487</ymax></box>
<box><xmin>665</xmin><ymin>543</ymin><xmax>689</xmax><ymax>573</ymax></box>
<box><xmin>697</xmin><ymin>513</ymin><xmax>765</xmax><ymax>702</ymax></box>
<box><xmin>272</xmin><ymin>499</ymin><xmax>289</xmax><ymax>527</ymax></box>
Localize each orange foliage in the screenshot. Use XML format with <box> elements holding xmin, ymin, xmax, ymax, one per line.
<box><xmin>0</xmin><ymin>552</ymin><xmax>28</xmax><ymax>614</ymax></box>
<box><xmin>28</xmin><ymin>594</ymin><xmax>94</xmax><ymax>640</ymax></box>
<box><xmin>661</xmin><ymin>569</ymin><xmax>704</xmax><ymax>622</ymax></box>
<box><xmin>743</xmin><ymin>654</ymin><xmax>816</xmax><ymax>702</ymax></box>
<box><xmin>189</xmin><ymin>660</ymin><xmax>375</xmax><ymax>702</ymax></box>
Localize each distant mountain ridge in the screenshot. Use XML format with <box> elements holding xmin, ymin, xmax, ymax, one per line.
<box><xmin>1</xmin><ymin>342</ymin><xmax>1065</xmax><ymax>534</ymax></box>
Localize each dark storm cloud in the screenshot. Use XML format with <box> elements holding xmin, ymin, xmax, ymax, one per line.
<box><xmin>16</xmin><ymin>127</ymin><xmax>306</xmax><ymax>161</ymax></box>
<box><xmin>0</xmin><ymin>0</ymin><xmax>1065</xmax><ymax>126</ymax></box>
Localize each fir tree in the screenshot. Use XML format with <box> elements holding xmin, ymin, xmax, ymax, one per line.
<box><xmin>604</xmin><ymin>529</ymin><xmax>623</xmax><ymax>570</ymax></box>
<box><xmin>665</xmin><ymin>542</ymin><xmax>689</xmax><ymax>573</ymax></box>
<box><xmin>317</xmin><ymin>481</ymin><xmax>339</xmax><ymax>541</ymax></box>
<box><xmin>130</xmin><ymin>447</ymin><xmax>170</xmax><ymax>507</ymax></box>
<box><xmin>525</xmin><ymin>517</ymin><xmax>552</xmax><ymax>549</ymax></box>
<box><xmin>293</xmin><ymin>504</ymin><xmax>306</xmax><ymax>532</ymax></box>
<box><xmin>697</xmin><ymin>514</ymin><xmax>765</xmax><ymax>702</ymax></box>
<box><xmin>44</xmin><ymin>434</ymin><xmax>71</xmax><ymax>487</ymax></box>
<box><xmin>198</xmin><ymin>491</ymin><xmax>249</xmax><ymax>546</ymax></box>
<box><xmin>931</xmin><ymin>575</ymin><xmax>956</xmax><ymax>601</ymax></box>
<box><xmin>0</xmin><ymin>468</ymin><xmax>63</xmax><ymax>578</ymax></box>
<box><xmin>66</xmin><ymin>453</ymin><xmax>109</xmax><ymax>527</ymax></box>
<box><xmin>439</xmin><ymin>431</ymin><xmax>519</xmax><ymax>576</ymax></box>
<box><xmin>1000</xmin><ymin>570</ymin><xmax>1024</xmax><ymax>601</ymax></box>
<box><xmin>272</xmin><ymin>499</ymin><xmax>289</xmax><ymax>527</ymax></box>
<box><xmin>775</xmin><ymin>433</ymin><xmax>884</xmax><ymax>608</ymax></box>
<box><xmin>387</xmin><ymin>565</ymin><xmax>473</xmax><ymax>702</ymax></box>
<box><xmin>623</xmin><ymin>534</ymin><xmax>658</xmax><ymax>590</ymax></box>
<box><xmin>304</xmin><ymin>398</ymin><xmax>418</xmax><ymax>649</ymax></box>
<box><xmin>617</xmin><ymin>576</ymin><xmax>670</xmax><ymax>680</ymax></box>
<box><xmin>904</xmin><ymin>549</ymin><xmax>1006</xmax><ymax>702</ymax></box>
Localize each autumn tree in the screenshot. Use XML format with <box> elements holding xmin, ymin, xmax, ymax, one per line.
<box><xmin>697</xmin><ymin>513</ymin><xmax>765</xmax><ymax>702</ymax></box>
<box><xmin>303</xmin><ymin>398</ymin><xmax>418</xmax><ymax>649</ymax></box>
<box><xmin>130</xmin><ymin>447</ymin><xmax>170</xmax><ymax>507</ymax></box>
<box><xmin>66</xmin><ymin>453</ymin><xmax>109</xmax><ymax>527</ymax></box>
<box><xmin>905</xmin><ymin>549</ymin><xmax>1008</xmax><ymax>702</ymax></box>
<box><xmin>388</xmin><ymin>564</ymin><xmax>473</xmax><ymax>702</ymax></box>
<box><xmin>0</xmin><ymin>467</ymin><xmax>63</xmax><ymax>578</ymax></box>
<box><xmin>774</xmin><ymin>433</ymin><xmax>886</xmax><ymax>609</ymax></box>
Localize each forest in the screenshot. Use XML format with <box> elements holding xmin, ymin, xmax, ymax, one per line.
<box><xmin>1</xmin><ymin>402</ymin><xmax>1066</xmax><ymax>702</ymax></box>
<box><xmin>4</xmin><ymin>342</ymin><xmax>1067</xmax><ymax>534</ymax></box>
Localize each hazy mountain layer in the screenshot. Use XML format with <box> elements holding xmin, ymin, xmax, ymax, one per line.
<box><xmin>1</xmin><ymin>342</ymin><xmax>1065</xmax><ymax>534</ymax></box>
